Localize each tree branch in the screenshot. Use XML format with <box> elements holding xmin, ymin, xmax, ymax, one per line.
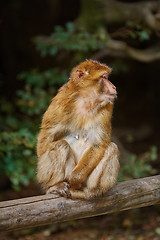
<box><xmin>102</xmin><ymin>0</ymin><xmax>160</xmax><ymax>32</ymax></box>
<box><xmin>93</xmin><ymin>38</ymin><xmax>160</xmax><ymax>62</ymax></box>
<box><xmin>0</xmin><ymin>175</ymin><xmax>160</xmax><ymax>232</ymax></box>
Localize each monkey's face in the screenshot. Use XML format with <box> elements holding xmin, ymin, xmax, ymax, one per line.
<box><xmin>71</xmin><ymin>60</ymin><xmax>117</xmax><ymax>105</ymax></box>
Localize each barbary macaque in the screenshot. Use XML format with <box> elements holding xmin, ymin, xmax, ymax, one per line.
<box><xmin>37</xmin><ymin>60</ymin><xmax>119</xmax><ymax>199</ymax></box>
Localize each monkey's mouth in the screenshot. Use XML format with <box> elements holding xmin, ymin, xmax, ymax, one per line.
<box><xmin>107</xmin><ymin>93</ymin><xmax>117</xmax><ymax>102</ymax></box>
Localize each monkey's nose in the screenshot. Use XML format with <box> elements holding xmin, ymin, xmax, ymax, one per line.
<box><xmin>108</xmin><ymin>80</ymin><xmax>116</xmax><ymax>89</ymax></box>
<box><xmin>107</xmin><ymin>80</ymin><xmax>117</xmax><ymax>94</ymax></box>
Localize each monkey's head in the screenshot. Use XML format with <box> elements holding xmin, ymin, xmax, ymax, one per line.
<box><xmin>70</xmin><ymin>60</ymin><xmax>117</xmax><ymax>105</ymax></box>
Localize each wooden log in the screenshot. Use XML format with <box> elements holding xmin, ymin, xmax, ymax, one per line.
<box><xmin>0</xmin><ymin>175</ymin><xmax>160</xmax><ymax>232</ymax></box>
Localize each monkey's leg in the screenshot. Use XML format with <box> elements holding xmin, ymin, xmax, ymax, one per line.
<box><xmin>70</xmin><ymin>142</ymin><xmax>119</xmax><ymax>199</ymax></box>
<box><xmin>37</xmin><ymin>140</ymin><xmax>76</xmax><ymax>197</ymax></box>
<box><xmin>69</xmin><ymin>140</ymin><xmax>110</xmax><ymax>190</ymax></box>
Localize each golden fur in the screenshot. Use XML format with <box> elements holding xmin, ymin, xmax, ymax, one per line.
<box><xmin>37</xmin><ymin>60</ymin><xmax>119</xmax><ymax>199</ymax></box>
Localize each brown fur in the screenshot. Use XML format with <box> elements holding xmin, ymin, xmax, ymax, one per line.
<box><xmin>37</xmin><ymin>60</ymin><xmax>119</xmax><ymax>199</ymax></box>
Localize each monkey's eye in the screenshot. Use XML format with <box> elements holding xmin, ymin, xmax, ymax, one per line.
<box><xmin>101</xmin><ymin>73</ymin><xmax>108</xmax><ymax>79</ymax></box>
<box><xmin>76</xmin><ymin>70</ymin><xmax>84</xmax><ymax>78</ymax></box>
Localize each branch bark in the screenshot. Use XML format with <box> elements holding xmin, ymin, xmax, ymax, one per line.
<box><xmin>0</xmin><ymin>175</ymin><xmax>160</xmax><ymax>232</ymax></box>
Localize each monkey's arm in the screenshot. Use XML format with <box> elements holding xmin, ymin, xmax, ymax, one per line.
<box><xmin>37</xmin><ymin>122</ymin><xmax>70</xmax><ymax>157</ymax></box>
<box><xmin>37</xmin><ymin>138</ymin><xmax>76</xmax><ymax>196</ymax></box>
<box><xmin>69</xmin><ymin>140</ymin><xmax>110</xmax><ymax>190</ymax></box>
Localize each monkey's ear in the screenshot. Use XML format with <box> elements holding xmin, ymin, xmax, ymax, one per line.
<box><xmin>76</xmin><ymin>70</ymin><xmax>84</xmax><ymax>78</ymax></box>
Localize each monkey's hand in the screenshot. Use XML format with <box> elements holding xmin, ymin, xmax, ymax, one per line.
<box><xmin>68</xmin><ymin>171</ymin><xmax>83</xmax><ymax>190</ymax></box>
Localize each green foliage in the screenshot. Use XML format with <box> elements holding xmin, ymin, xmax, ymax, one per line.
<box><xmin>0</xmin><ymin>129</ymin><xmax>36</xmax><ymax>190</ymax></box>
<box><xmin>34</xmin><ymin>22</ymin><xmax>108</xmax><ymax>57</ymax></box>
<box><xmin>126</xmin><ymin>21</ymin><xmax>151</xmax><ymax>42</ymax></box>
<box><xmin>119</xmin><ymin>146</ymin><xmax>158</xmax><ymax>181</ymax></box>
<box><xmin>17</xmin><ymin>68</ymin><xmax>68</xmax><ymax>116</ymax></box>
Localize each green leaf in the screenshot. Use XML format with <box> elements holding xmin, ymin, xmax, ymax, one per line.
<box><xmin>66</xmin><ymin>22</ymin><xmax>75</xmax><ymax>33</ymax></box>
<box><xmin>139</xmin><ymin>31</ymin><xmax>150</xmax><ymax>41</ymax></box>
<box><xmin>50</xmin><ymin>47</ymin><xmax>58</xmax><ymax>56</ymax></box>
<box><xmin>150</xmin><ymin>146</ymin><xmax>157</xmax><ymax>161</ymax></box>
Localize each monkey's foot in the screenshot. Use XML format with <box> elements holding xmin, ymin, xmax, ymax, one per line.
<box><xmin>46</xmin><ymin>182</ymin><xmax>71</xmax><ymax>198</ymax></box>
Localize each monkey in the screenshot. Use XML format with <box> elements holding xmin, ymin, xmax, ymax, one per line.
<box><xmin>37</xmin><ymin>60</ymin><xmax>120</xmax><ymax>200</ymax></box>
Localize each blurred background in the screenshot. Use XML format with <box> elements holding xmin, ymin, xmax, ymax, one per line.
<box><xmin>0</xmin><ymin>0</ymin><xmax>160</xmax><ymax>239</ymax></box>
